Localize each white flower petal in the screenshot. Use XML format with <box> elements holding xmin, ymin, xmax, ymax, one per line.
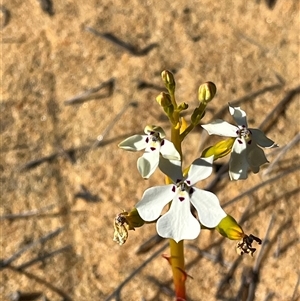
<box><xmin>247</xmin><ymin>142</ymin><xmax>268</xmax><ymax>173</ymax></box>
<box><xmin>157</xmin><ymin>194</ymin><xmax>200</xmax><ymax>242</ymax></box>
<box><xmin>250</xmin><ymin>129</ymin><xmax>277</xmax><ymax>148</ymax></box>
<box><xmin>136</xmin><ymin>185</ymin><xmax>175</xmax><ymax>221</ymax></box>
<box><xmin>118</xmin><ymin>135</ymin><xmax>147</xmax><ymax>151</ymax></box>
<box><xmin>229</xmin><ymin>138</ymin><xmax>248</xmax><ymax>180</ymax></box>
<box><xmin>187</xmin><ymin>156</ymin><xmax>214</xmax><ymax>185</ymax></box>
<box><xmin>232</xmin><ymin>136</ymin><xmax>247</xmax><ymax>154</ymax></box>
<box><xmin>190</xmin><ymin>188</ymin><xmax>226</xmax><ymax>228</ymax></box>
<box><xmin>158</xmin><ymin>156</ymin><xmax>183</xmax><ymax>182</ymax></box>
<box><xmin>229</xmin><ymin>105</ymin><xmax>248</xmax><ymax>127</ymax></box>
<box><xmin>137</xmin><ymin>151</ymin><xmax>159</xmax><ymax>178</ymax></box>
<box><xmin>202</xmin><ymin>120</ymin><xmax>239</xmax><ymax>137</ymax></box>
<box><xmin>160</xmin><ymin>139</ymin><xmax>181</xmax><ymax>160</ymax></box>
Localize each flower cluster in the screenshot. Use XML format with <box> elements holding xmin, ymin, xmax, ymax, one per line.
<box><xmin>116</xmin><ymin>73</ymin><xmax>276</xmax><ymax>244</ymax></box>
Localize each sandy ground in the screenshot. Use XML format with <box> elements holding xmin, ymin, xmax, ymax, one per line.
<box><xmin>1</xmin><ymin>0</ymin><xmax>300</xmax><ymax>300</ymax></box>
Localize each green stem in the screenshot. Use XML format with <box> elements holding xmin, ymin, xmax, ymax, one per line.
<box><xmin>169</xmin><ymin>89</ymin><xmax>177</xmax><ymax>110</ymax></box>
<box><xmin>180</xmin><ymin>102</ymin><xmax>207</xmax><ymax>141</ymax></box>
<box><xmin>180</xmin><ymin>123</ymin><xmax>195</xmax><ymax>141</ymax></box>
<box><xmin>169</xmin><ymin>239</ymin><xmax>186</xmax><ymax>300</ymax></box>
<box><xmin>168</xmin><ymin>117</ymin><xmax>186</xmax><ymax>300</ymax></box>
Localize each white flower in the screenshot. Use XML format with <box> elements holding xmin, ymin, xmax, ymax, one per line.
<box><xmin>135</xmin><ymin>156</ymin><xmax>226</xmax><ymax>243</ymax></box>
<box><xmin>118</xmin><ymin>125</ymin><xmax>180</xmax><ymax>178</ymax></box>
<box><xmin>202</xmin><ymin>105</ymin><xmax>277</xmax><ymax>180</ymax></box>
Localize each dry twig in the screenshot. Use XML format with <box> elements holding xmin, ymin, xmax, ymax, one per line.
<box><xmin>263</xmin><ymin>133</ymin><xmax>300</xmax><ymax>176</ymax></box>
<box><xmin>104</xmin><ymin>242</ymin><xmax>168</xmax><ymax>301</ymax></box>
<box><xmin>0</xmin><ymin>204</ymin><xmax>56</xmax><ymax>221</ymax></box>
<box><xmin>85</xmin><ymin>27</ymin><xmax>158</xmax><ymax>56</ymax></box>
<box><xmin>64</xmin><ymin>78</ymin><xmax>115</xmax><ymax>105</ymax></box>
<box><xmin>0</xmin><ymin>227</ymin><xmax>65</xmax><ymax>269</ymax></box>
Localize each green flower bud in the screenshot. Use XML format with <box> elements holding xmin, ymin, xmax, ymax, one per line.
<box><xmin>201</xmin><ymin>138</ymin><xmax>235</xmax><ymax>160</ymax></box>
<box><xmin>216</xmin><ymin>214</ymin><xmax>244</xmax><ymax>240</ymax></box>
<box><xmin>161</xmin><ymin>70</ymin><xmax>176</xmax><ymax>93</ymax></box>
<box><xmin>216</xmin><ymin>215</ymin><xmax>262</xmax><ymax>256</ymax></box>
<box><xmin>177</xmin><ymin>102</ymin><xmax>189</xmax><ymax>111</ymax></box>
<box><xmin>198</xmin><ymin>82</ymin><xmax>217</xmax><ymax>104</ymax></box>
<box><xmin>156</xmin><ymin>92</ymin><xmax>172</xmax><ymax>107</ymax></box>
<box><xmin>156</xmin><ymin>92</ymin><xmax>175</xmax><ymax>120</ymax></box>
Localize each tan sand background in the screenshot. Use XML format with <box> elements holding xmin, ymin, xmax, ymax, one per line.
<box><xmin>1</xmin><ymin>0</ymin><xmax>300</xmax><ymax>300</ymax></box>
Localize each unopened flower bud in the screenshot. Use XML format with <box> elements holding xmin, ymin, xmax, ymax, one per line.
<box><xmin>198</xmin><ymin>82</ymin><xmax>217</xmax><ymax>104</ymax></box>
<box><xmin>216</xmin><ymin>215</ymin><xmax>262</xmax><ymax>256</ymax></box>
<box><xmin>161</xmin><ymin>70</ymin><xmax>176</xmax><ymax>93</ymax></box>
<box><xmin>216</xmin><ymin>214</ymin><xmax>244</xmax><ymax>240</ymax></box>
<box><xmin>201</xmin><ymin>138</ymin><xmax>235</xmax><ymax>160</ymax></box>
<box><xmin>156</xmin><ymin>92</ymin><xmax>172</xmax><ymax>107</ymax></box>
<box><xmin>156</xmin><ymin>92</ymin><xmax>174</xmax><ymax>118</ymax></box>
<box><xmin>178</xmin><ymin>102</ymin><xmax>189</xmax><ymax>111</ymax></box>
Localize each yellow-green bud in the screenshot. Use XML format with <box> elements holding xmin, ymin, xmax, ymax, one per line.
<box><xmin>201</xmin><ymin>138</ymin><xmax>235</xmax><ymax>160</ymax></box>
<box><xmin>198</xmin><ymin>82</ymin><xmax>217</xmax><ymax>104</ymax></box>
<box><xmin>161</xmin><ymin>70</ymin><xmax>176</xmax><ymax>93</ymax></box>
<box><xmin>216</xmin><ymin>214</ymin><xmax>244</xmax><ymax>240</ymax></box>
<box><xmin>178</xmin><ymin>102</ymin><xmax>189</xmax><ymax>111</ymax></box>
<box><xmin>156</xmin><ymin>92</ymin><xmax>172</xmax><ymax>107</ymax></box>
<box><xmin>156</xmin><ymin>92</ymin><xmax>174</xmax><ymax>118</ymax></box>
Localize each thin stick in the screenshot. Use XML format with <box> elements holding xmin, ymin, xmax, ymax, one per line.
<box><xmin>137</xmin><ymin>80</ymin><xmax>165</xmax><ymax>91</ymax></box>
<box><xmin>9</xmin><ymin>291</ymin><xmax>43</xmax><ymax>301</ymax></box>
<box><xmin>234</xmin><ymin>215</ymin><xmax>275</xmax><ymax>301</ymax></box>
<box><xmin>104</xmin><ymin>242</ymin><xmax>168</xmax><ymax>301</ymax></box>
<box><xmin>263</xmin><ymin>292</ymin><xmax>275</xmax><ymax>301</ymax></box>
<box><xmin>259</xmin><ymin>85</ymin><xmax>300</xmax><ymax>133</ymax></box>
<box><xmin>91</xmin><ymin>101</ymin><xmax>138</xmax><ymax>149</ymax></box>
<box><xmin>253</xmin><ymin>213</ymin><xmax>275</xmax><ymax>268</ymax></box>
<box><xmin>85</xmin><ymin>27</ymin><xmax>158</xmax><ymax>56</ymax></box>
<box><xmin>216</xmin><ymin>257</ymin><xmax>243</xmax><ymax>298</ymax></box>
<box><xmin>64</xmin><ymin>78</ymin><xmax>115</xmax><ymax>105</ymax></box>
<box><xmin>185</xmin><ymin>244</ymin><xmax>232</xmax><ymax>268</ymax></box>
<box><xmin>263</xmin><ymin>133</ymin><xmax>300</xmax><ymax>176</ymax></box>
<box><xmin>8</xmin><ymin>266</ymin><xmax>73</xmax><ymax>301</ymax></box>
<box><xmin>0</xmin><ymin>227</ymin><xmax>65</xmax><ymax>269</ymax></box>
<box><xmin>16</xmin><ymin>245</ymin><xmax>72</xmax><ymax>270</ymax></box>
<box><xmin>0</xmin><ymin>5</ymin><xmax>10</xmax><ymax>28</ymax></box>
<box><xmin>135</xmin><ymin>234</ymin><xmax>164</xmax><ymax>255</ymax></box>
<box><xmin>291</xmin><ymin>272</ymin><xmax>300</xmax><ymax>301</ymax></box>
<box><xmin>19</xmin><ymin>153</ymin><xmax>57</xmax><ymax>171</ymax></box>
<box><xmin>0</xmin><ymin>204</ymin><xmax>56</xmax><ymax>221</ymax></box>
<box><xmin>223</xmin><ymin>164</ymin><xmax>300</xmax><ymax>208</ymax></box>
